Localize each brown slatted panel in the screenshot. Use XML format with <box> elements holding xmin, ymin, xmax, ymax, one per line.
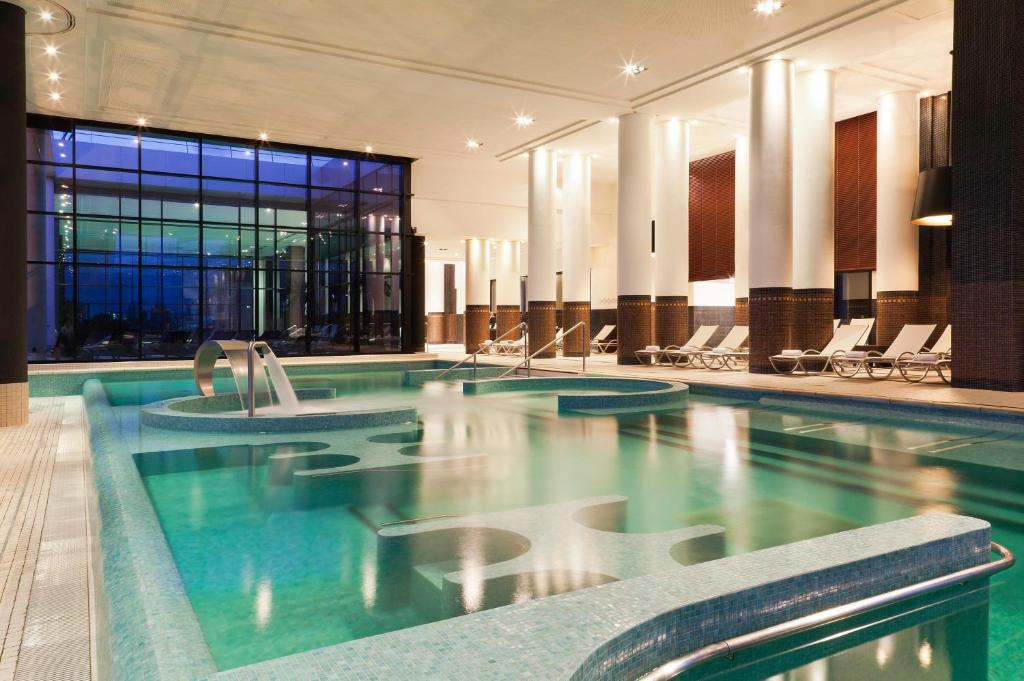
<box><xmin>688</xmin><ymin>150</ymin><xmax>735</xmax><ymax>281</ymax></box>
<box><xmin>834</xmin><ymin>112</ymin><xmax>877</xmax><ymax>272</ymax></box>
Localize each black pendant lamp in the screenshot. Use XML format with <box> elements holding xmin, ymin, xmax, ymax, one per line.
<box><xmin>912</xmin><ymin>91</ymin><xmax>952</xmax><ymax>227</ymax></box>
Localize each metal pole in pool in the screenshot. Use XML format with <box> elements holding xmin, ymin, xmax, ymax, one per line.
<box><xmin>246</xmin><ymin>341</ymin><xmax>255</xmax><ymax>417</ymax></box>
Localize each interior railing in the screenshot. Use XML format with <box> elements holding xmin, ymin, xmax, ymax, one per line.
<box><xmin>638</xmin><ymin>541</ymin><xmax>1015</xmax><ymax>681</ymax></box>
<box><xmin>436</xmin><ymin>322</ymin><xmax>528</xmax><ymax>380</ymax></box>
<box><xmin>499</xmin><ymin>320</ymin><xmax>588</xmax><ymax>378</ymax></box>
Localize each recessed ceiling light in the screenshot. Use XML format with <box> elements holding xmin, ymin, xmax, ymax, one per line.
<box><xmin>737</xmin><ymin>66</ymin><xmax>750</xmax><ymax>75</ymax></box>
<box><xmin>38</xmin><ymin>9</ymin><xmax>53</xmax><ymax>23</ymax></box>
<box><xmin>48</xmin><ymin>91</ymin><xmax>61</xmax><ymax>103</ymax></box>
<box><xmin>514</xmin><ymin>113</ymin><xmax>535</xmax><ymax>128</ymax></box>
<box><xmin>136</xmin><ymin>116</ymin><xmax>147</xmax><ymax>126</ymax></box>
<box><xmin>622</xmin><ymin>63</ymin><xmax>647</xmax><ymax>77</ymax></box>
<box><xmin>754</xmin><ymin>1</ymin><xmax>783</xmax><ymax>16</ymax></box>
<box><xmin>465</xmin><ymin>138</ymin><xmax>482</xmax><ymax>150</ymax></box>
<box><xmin>258</xmin><ymin>131</ymin><xmax>269</xmax><ymax>142</ymax></box>
<box><xmin>44</xmin><ymin>44</ymin><xmax>58</xmax><ymax>57</ymax></box>
<box><xmin>46</xmin><ymin>71</ymin><xmax>60</xmax><ymax>83</ymax></box>
<box><xmin>365</xmin><ymin>144</ymin><xmax>374</xmax><ymax>153</ymax></box>
<box><xmin>607</xmin><ymin>117</ymin><xmax>619</xmax><ymax>124</ymax></box>
<box><xmin>919</xmin><ymin>90</ymin><xmax>932</xmax><ymax>98</ymax></box>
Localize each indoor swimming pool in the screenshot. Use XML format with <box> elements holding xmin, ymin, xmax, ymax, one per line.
<box><xmin>83</xmin><ymin>365</ymin><xmax>1023</xmax><ymax>679</ymax></box>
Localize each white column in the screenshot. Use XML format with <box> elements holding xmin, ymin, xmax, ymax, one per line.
<box><xmin>734</xmin><ymin>135</ymin><xmax>750</xmax><ymax>303</ymax></box>
<box><xmin>792</xmin><ymin>69</ymin><xmax>835</xmax><ymax>291</ymax></box>
<box><xmin>465</xmin><ymin>238</ymin><xmax>490</xmax><ymax>307</ymax></box>
<box><xmin>528</xmin><ymin>148</ymin><xmax>557</xmax><ymax>302</ymax></box>
<box><xmin>562</xmin><ymin>153</ymin><xmax>591</xmax><ymax>303</ymax></box>
<box><xmin>494</xmin><ymin>240</ymin><xmax>520</xmax><ymax>306</ymax></box>
<box><xmin>748</xmin><ymin>58</ymin><xmax>795</xmax><ymax>371</ymax></box>
<box><xmin>653</xmin><ymin>118</ymin><xmax>689</xmax><ymax>296</ymax></box>
<box><xmin>748</xmin><ymin>58</ymin><xmax>794</xmax><ymax>291</ymax></box>
<box><xmin>876</xmin><ymin>90</ymin><xmax>920</xmax><ymax>294</ymax></box>
<box><xmin>616</xmin><ymin>111</ymin><xmax>654</xmax><ymax>363</ymax></box>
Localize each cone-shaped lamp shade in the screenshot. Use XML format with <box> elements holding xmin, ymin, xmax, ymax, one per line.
<box><xmin>911</xmin><ymin>165</ymin><xmax>952</xmax><ymax>226</ymax></box>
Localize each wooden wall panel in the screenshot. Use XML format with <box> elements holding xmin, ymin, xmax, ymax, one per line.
<box><xmin>688</xmin><ymin>150</ymin><xmax>735</xmax><ymax>282</ymax></box>
<box><xmin>834</xmin><ymin>112</ymin><xmax>877</xmax><ymax>272</ymax></box>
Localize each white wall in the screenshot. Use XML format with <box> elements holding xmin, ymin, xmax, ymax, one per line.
<box><xmin>424</xmin><ymin>258</ymin><xmax>465</xmax><ymax>314</ymax></box>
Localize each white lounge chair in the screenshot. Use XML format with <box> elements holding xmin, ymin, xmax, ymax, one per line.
<box><xmin>769</xmin><ymin>324</ymin><xmax>869</xmax><ymax>375</ymax></box>
<box><xmin>897</xmin><ymin>325</ymin><xmax>952</xmax><ymax>383</ymax></box>
<box><xmin>848</xmin><ymin>317</ymin><xmax>874</xmax><ymax>344</ymax></box>
<box><xmin>658</xmin><ymin>325</ymin><xmax>719</xmax><ymax>367</ymax></box>
<box><xmin>590</xmin><ymin>325</ymin><xmax>617</xmax><ymax>353</ymax></box>
<box><xmin>699</xmin><ymin>326</ymin><xmax>750</xmax><ymax>370</ymax></box>
<box><xmin>492</xmin><ymin>334</ymin><xmax>527</xmax><ymax>355</ymax></box>
<box><xmin>832</xmin><ymin>324</ymin><xmax>937</xmax><ymax>379</ymax></box>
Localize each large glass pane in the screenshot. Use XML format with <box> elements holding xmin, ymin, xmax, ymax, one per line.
<box><xmin>142</xmin><ymin>133</ymin><xmax>200</xmax><ymax>175</ymax></box>
<box><xmin>359</xmin><ymin>161</ymin><xmax>402</xmax><ymax>194</ymax></box>
<box><xmin>76</xmin><ymin>264</ymin><xmax>140</xmax><ymax>359</ymax></box>
<box><xmin>203</xmin><ymin>178</ymin><xmax>255</xmax><ymax>224</ymax></box>
<box><xmin>258</xmin><ymin>148</ymin><xmax>307</xmax><ymax>185</ymax></box>
<box><xmin>203</xmin><ymin>225</ymin><xmax>241</xmax><ymax>268</ymax></box>
<box><xmin>313</xmin><ymin>231</ymin><xmax>357</xmax><ymax>272</ymax></box>
<box><xmin>26</xmin><ymin>164</ymin><xmax>73</xmax><ymax>213</ymax></box>
<box><xmin>27</xmin><ymin>126</ymin><xmax>73</xmax><ymax>164</ymax></box>
<box><xmin>311</xmin><ymin>154</ymin><xmax>355</xmax><ymax>190</ymax></box>
<box><xmin>258</xmin><ymin>269</ymin><xmax>306</xmax><ymax>355</ymax></box>
<box><xmin>75</xmin><ymin>126</ymin><xmax>139</xmax><ymax>169</ymax></box>
<box><xmin>310</xmin><ymin>189</ymin><xmax>355</xmax><ymax>231</ymax></box>
<box><xmin>259</xmin><ymin>183</ymin><xmax>306</xmax><ymax>228</ymax></box>
<box><xmin>204</xmin><ymin>269</ymin><xmax>255</xmax><ymax>339</ymax></box>
<box><xmin>140</xmin><ymin>267</ymin><xmax>200</xmax><ymax>358</ymax></box>
<box><xmin>359</xmin><ymin>193</ymin><xmax>402</xmax><ymax>233</ymax></box>
<box><xmin>361</xmin><ymin>273</ymin><xmax>401</xmax><ymax>352</ymax></box>
<box><xmin>274</xmin><ymin>229</ymin><xmax>307</xmax><ymax>270</ymax></box>
<box><xmin>76</xmin><ymin>168</ymin><xmax>139</xmax><ymax>217</ymax></box>
<box><xmin>142</xmin><ymin>222</ymin><xmax>200</xmax><ymax>267</ymax></box>
<box><xmin>27</xmin><ymin>213</ymin><xmax>73</xmax><ymax>263</ymax></box>
<box><xmin>76</xmin><ymin>218</ymin><xmax>139</xmax><ymax>265</ymax></box>
<box><xmin>142</xmin><ymin>174</ymin><xmax>199</xmax><ymax>221</ymax></box>
<box><xmin>26</xmin><ymin>262</ymin><xmax>74</xmax><ymax>361</ymax></box>
<box><xmin>202</xmin><ymin>140</ymin><xmax>256</xmax><ymax>180</ymax></box>
<box><xmin>310</xmin><ymin>270</ymin><xmax>353</xmax><ymax>354</ymax></box>
<box><xmin>363</xmin><ymin>233</ymin><xmax>401</xmax><ymax>273</ymax></box>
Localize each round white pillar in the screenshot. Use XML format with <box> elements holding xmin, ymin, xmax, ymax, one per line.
<box><xmin>748</xmin><ymin>58</ymin><xmax>795</xmax><ymax>372</ymax></box>
<box><xmin>875</xmin><ymin>90</ymin><xmax>921</xmax><ymax>345</ymax></box>
<box><xmin>562</xmin><ymin>153</ymin><xmax>592</xmax><ymax>355</ymax></box>
<box><xmin>616</xmin><ymin>112</ymin><xmax>654</xmax><ymax>363</ymax></box>
<box><xmin>792</xmin><ymin>68</ymin><xmax>836</xmax><ymax>350</ymax></box>
<box><xmin>528</xmin><ymin>148</ymin><xmax>558</xmax><ymax>356</ymax></box>
<box><xmin>653</xmin><ymin>118</ymin><xmax>690</xmax><ymax>347</ymax></box>
<box><xmin>734</xmin><ymin>135</ymin><xmax>750</xmax><ymax>323</ymax></box>
<box><xmin>464</xmin><ymin>238</ymin><xmax>491</xmax><ymax>352</ymax></box>
<box><xmin>494</xmin><ymin>240</ymin><xmax>522</xmax><ymax>339</ymax></box>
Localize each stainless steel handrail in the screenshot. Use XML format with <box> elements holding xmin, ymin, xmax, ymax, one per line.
<box><xmin>639</xmin><ymin>541</ymin><xmax>1014</xmax><ymax>681</ymax></box>
<box><xmin>437</xmin><ymin>322</ymin><xmax>528</xmax><ymax>380</ymax></box>
<box><xmin>379</xmin><ymin>514</ymin><xmax>464</xmax><ymax>527</ymax></box>
<box><xmin>499</xmin><ymin>320</ymin><xmax>588</xmax><ymax>378</ymax></box>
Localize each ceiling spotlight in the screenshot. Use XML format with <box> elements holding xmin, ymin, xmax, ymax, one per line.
<box><xmin>258</xmin><ymin>131</ymin><xmax>269</xmax><ymax>142</ymax></box>
<box><xmin>38</xmin><ymin>9</ymin><xmax>53</xmax><ymax>23</ymax></box>
<box><xmin>136</xmin><ymin>116</ymin><xmax>147</xmax><ymax>126</ymax></box>
<box><xmin>514</xmin><ymin>113</ymin><xmax>535</xmax><ymax>129</ymax></box>
<box><xmin>365</xmin><ymin>144</ymin><xmax>374</xmax><ymax>153</ymax></box>
<box><xmin>44</xmin><ymin>43</ymin><xmax>58</xmax><ymax>57</ymax></box>
<box><xmin>754</xmin><ymin>1</ymin><xmax>783</xmax><ymax>16</ymax></box>
<box><xmin>48</xmin><ymin>91</ymin><xmax>61</xmax><ymax>103</ymax></box>
<box><xmin>607</xmin><ymin>117</ymin><xmax>619</xmax><ymax>124</ymax></box>
<box><xmin>465</xmin><ymin>138</ymin><xmax>482</xmax><ymax>150</ymax></box>
<box><xmin>46</xmin><ymin>71</ymin><xmax>60</xmax><ymax>82</ymax></box>
<box><xmin>737</xmin><ymin>66</ymin><xmax>750</xmax><ymax>74</ymax></box>
<box><xmin>622</xmin><ymin>63</ymin><xmax>647</xmax><ymax>77</ymax></box>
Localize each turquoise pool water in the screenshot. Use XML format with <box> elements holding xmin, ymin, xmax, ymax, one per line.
<box><xmin>98</xmin><ymin>369</ymin><xmax>1024</xmax><ymax>678</ymax></box>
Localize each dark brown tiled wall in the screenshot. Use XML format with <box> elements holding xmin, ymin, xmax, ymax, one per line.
<box><xmin>425</xmin><ymin>313</ymin><xmax>445</xmax><ymax>344</ymax></box>
<box><xmin>464</xmin><ymin>305</ymin><xmax>490</xmax><ymax>353</ymax></box>
<box><xmin>951</xmin><ymin>0</ymin><xmax>1024</xmax><ymax>391</ymax></box>
<box><xmin>562</xmin><ymin>301</ymin><xmax>590</xmax><ymax>357</ymax></box>
<box><xmin>616</xmin><ymin>295</ymin><xmax>652</xmax><ymax>364</ymax></box>
<box><xmin>834</xmin><ymin>112</ymin><xmax>877</xmax><ymax>272</ymax></box>
<box><xmin>589</xmin><ymin>309</ymin><xmax>617</xmax><ymax>341</ymax></box>
<box><xmin>527</xmin><ymin>301</ymin><xmax>556</xmax><ymax>358</ymax></box>
<box><xmin>495</xmin><ymin>305</ymin><xmax>522</xmax><ymax>341</ymax></box>
<box><xmin>654</xmin><ymin>296</ymin><xmax>688</xmax><ymax>348</ymax></box>
<box><xmin>918</xmin><ymin>93</ymin><xmax>953</xmax><ymax>347</ymax></box>
<box><xmin>688</xmin><ymin>306</ymin><xmax>735</xmax><ymax>347</ymax></box>
<box><xmin>876</xmin><ymin>291</ymin><xmax>919</xmax><ymax>346</ymax></box>
<box><xmin>735</xmin><ymin>297</ymin><xmax>749</xmax><ymax>326</ymax></box>
<box><xmin>689</xmin><ymin>151</ymin><xmax>736</xmax><ymax>282</ymax></box>
<box><xmin>749</xmin><ymin>287</ymin><xmax>793</xmax><ymax>373</ymax></box>
<box><xmin>792</xmin><ymin>288</ymin><xmax>834</xmax><ymax>351</ymax></box>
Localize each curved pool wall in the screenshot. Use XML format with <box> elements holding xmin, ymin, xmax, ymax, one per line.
<box><xmin>205</xmin><ymin>514</ymin><xmax>989</xmax><ymax>681</ymax></box>
<box><xmin>83</xmin><ymin>379</ymin><xmax>218</xmax><ymax>680</ymax></box>
<box><xmin>403</xmin><ymin>366</ymin><xmax>507</xmax><ymax>385</ymax></box>
<box><xmin>462</xmin><ymin>376</ymin><xmax>689</xmax><ymax>413</ymax></box>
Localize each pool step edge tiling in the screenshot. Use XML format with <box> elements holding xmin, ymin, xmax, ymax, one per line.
<box><xmin>206</xmin><ymin>513</ymin><xmax>991</xmax><ymax>681</ymax></box>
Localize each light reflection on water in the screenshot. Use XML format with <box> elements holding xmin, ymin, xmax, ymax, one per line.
<box><xmin>122</xmin><ymin>374</ymin><xmax>1022</xmax><ymax>673</ymax></box>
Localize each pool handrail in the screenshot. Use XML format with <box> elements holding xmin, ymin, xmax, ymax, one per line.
<box><xmin>499</xmin><ymin>320</ymin><xmax>588</xmax><ymax>378</ymax></box>
<box><xmin>637</xmin><ymin>541</ymin><xmax>1014</xmax><ymax>681</ymax></box>
<box><xmin>437</xmin><ymin>322</ymin><xmax>528</xmax><ymax>380</ymax></box>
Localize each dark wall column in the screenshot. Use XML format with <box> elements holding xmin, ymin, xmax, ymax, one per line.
<box><xmin>403</xmin><ymin>235</ymin><xmax>425</xmax><ymax>352</ymax></box>
<box><xmin>951</xmin><ymin>0</ymin><xmax>1024</xmax><ymax>391</ymax></box>
<box><xmin>0</xmin><ymin>2</ymin><xmax>27</xmax><ymax>426</ymax></box>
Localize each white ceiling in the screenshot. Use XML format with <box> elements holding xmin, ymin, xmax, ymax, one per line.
<box><xmin>23</xmin><ymin>0</ymin><xmax>954</xmax><ymax>255</ymax></box>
